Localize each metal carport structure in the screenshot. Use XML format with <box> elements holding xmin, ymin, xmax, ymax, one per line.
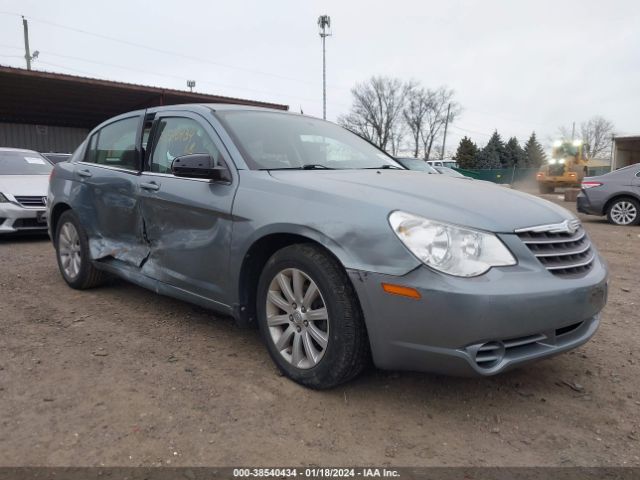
<box><xmin>0</xmin><ymin>65</ymin><xmax>288</xmax><ymax>152</ymax></box>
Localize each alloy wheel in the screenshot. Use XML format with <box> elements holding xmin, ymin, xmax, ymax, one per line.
<box><xmin>610</xmin><ymin>201</ymin><xmax>637</xmax><ymax>225</ymax></box>
<box><xmin>265</xmin><ymin>268</ymin><xmax>329</xmax><ymax>369</ymax></box>
<box><xmin>58</xmin><ymin>222</ymin><xmax>82</xmax><ymax>279</ymax></box>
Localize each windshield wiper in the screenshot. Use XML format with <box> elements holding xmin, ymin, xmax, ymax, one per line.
<box><xmin>301</xmin><ymin>164</ymin><xmax>334</xmax><ymax>170</ymax></box>
<box><xmin>364</xmin><ymin>164</ymin><xmax>403</xmax><ymax>170</ymax></box>
<box><xmin>259</xmin><ymin>164</ymin><xmax>334</xmax><ymax>171</ymax></box>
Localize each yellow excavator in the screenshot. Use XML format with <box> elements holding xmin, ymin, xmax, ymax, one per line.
<box><xmin>536</xmin><ymin>140</ymin><xmax>589</xmax><ymax>193</ymax></box>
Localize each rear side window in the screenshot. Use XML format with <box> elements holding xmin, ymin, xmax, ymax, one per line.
<box><xmin>85</xmin><ymin>117</ymin><xmax>140</xmax><ymax>170</ymax></box>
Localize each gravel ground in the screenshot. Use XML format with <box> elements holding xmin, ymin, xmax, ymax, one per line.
<box><xmin>0</xmin><ymin>191</ymin><xmax>639</xmax><ymax>467</ymax></box>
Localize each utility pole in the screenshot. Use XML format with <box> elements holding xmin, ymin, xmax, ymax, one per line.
<box><xmin>571</xmin><ymin>121</ymin><xmax>576</xmax><ymax>140</ymax></box>
<box><xmin>21</xmin><ymin>16</ymin><xmax>38</xmax><ymax>70</ymax></box>
<box><xmin>440</xmin><ymin>103</ymin><xmax>451</xmax><ymax>160</ymax></box>
<box><xmin>22</xmin><ymin>16</ymin><xmax>31</xmax><ymax>70</ymax></box>
<box><xmin>317</xmin><ymin>15</ymin><xmax>331</xmax><ymax>120</ymax></box>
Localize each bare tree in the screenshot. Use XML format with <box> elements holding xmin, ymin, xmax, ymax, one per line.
<box><xmin>419</xmin><ymin>87</ymin><xmax>460</xmax><ymax>160</ymax></box>
<box><xmin>581</xmin><ymin>116</ymin><xmax>615</xmax><ymax>160</ymax></box>
<box><xmin>389</xmin><ymin>122</ymin><xmax>407</xmax><ymax>157</ymax></box>
<box><xmin>402</xmin><ymin>87</ymin><xmax>431</xmax><ymax>158</ymax></box>
<box><xmin>338</xmin><ymin>76</ymin><xmax>413</xmax><ymax>152</ymax></box>
<box><xmin>558</xmin><ymin>116</ymin><xmax>615</xmax><ymax>160</ymax></box>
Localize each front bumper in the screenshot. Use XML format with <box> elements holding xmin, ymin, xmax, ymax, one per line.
<box><xmin>348</xmin><ymin>251</ymin><xmax>608</xmax><ymax>376</ymax></box>
<box><xmin>0</xmin><ymin>202</ymin><xmax>48</xmax><ymax>234</ymax></box>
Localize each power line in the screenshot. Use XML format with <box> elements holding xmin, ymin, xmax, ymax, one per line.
<box><xmin>0</xmin><ymin>48</ymin><xmax>354</xmax><ymax>111</ymax></box>
<box><xmin>21</xmin><ymin>49</ymin><xmax>350</xmax><ymax>107</ymax></box>
<box><xmin>0</xmin><ymin>11</ymin><xmax>351</xmax><ymax>91</ymax></box>
<box><xmin>450</xmin><ymin>125</ymin><xmax>493</xmax><ymax>137</ymax></box>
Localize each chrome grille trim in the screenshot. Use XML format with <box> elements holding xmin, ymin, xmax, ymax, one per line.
<box><xmin>14</xmin><ymin>195</ymin><xmax>46</xmax><ymax>207</ymax></box>
<box><xmin>518</xmin><ymin>229</ymin><xmax>586</xmax><ymax>245</ymax></box>
<box><xmin>516</xmin><ymin>220</ymin><xmax>595</xmax><ymax>277</ymax></box>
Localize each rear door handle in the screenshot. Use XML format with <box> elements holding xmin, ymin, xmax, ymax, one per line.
<box><xmin>140</xmin><ymin>182</ymin><xmax>160</xmax><ymax>192</ymax></box>
<box><xmin>77</xmin><ymin>169</ymin><xmax>92</xmax><ymax>178</ymax></box>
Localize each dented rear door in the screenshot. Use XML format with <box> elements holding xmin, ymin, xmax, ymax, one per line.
<box><xmin>137</xmin><ymin>111</ymin><xmax>238</xmax><ymax>304</ymax></box>
<box><xmin>74</xmin><ymin>114</ymin><xmax>149</xmax><ymax>266</ymax></box>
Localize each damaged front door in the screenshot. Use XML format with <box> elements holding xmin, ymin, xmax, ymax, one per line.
<box><xmin>138</xmin><ymin>112</ymin><xmax>237</xmax><ymax>305</ymax></box>
<box><xmin>75</xmin><ymin>114</ymin><xmax>148</xmax><ymax>266</ymax></box>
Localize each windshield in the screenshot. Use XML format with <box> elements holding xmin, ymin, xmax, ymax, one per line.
<box><xmin>396</xmin><ymin>158</ymin><xmax>438</xmax><ymax>173</ymax></box>
<box><xmin>0</xmin><ymin>151</ymin><xmax>53</xmax><ymax>175</ymax></box>
<box><xmin>435</xmin><ymin>166</ymin><xmax>464</xmax><ymax>177</ymax></box>
<box><xmin>215</xmin><ymin>111</ymin><xmax>401</xmax><ymax>170</ymax></box>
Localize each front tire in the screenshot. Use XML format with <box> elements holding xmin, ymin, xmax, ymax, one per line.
<box><xmin>55</xmin><ymin>210</ymin><xmax>107</xmax><ymax>289</ymax></box>
<box><xmin>256</xmin><ymin>244</ymin><xmax>369</xmax><ymax>389</ymax></box>
<box><xmin>606</xmin><ymin>197</ymin><xmax>640</xmax><ymax>226</ymax></box>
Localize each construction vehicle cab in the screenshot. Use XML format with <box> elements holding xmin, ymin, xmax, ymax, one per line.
<box><xmin>536</xmin><ymin>140</ymin><xmax>588</xmax><ymax>193</ymax></box>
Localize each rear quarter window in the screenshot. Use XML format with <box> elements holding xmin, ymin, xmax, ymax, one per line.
<box><xmin>85</xmin><ymin>117</ymin><xmax>140</xmax><ymax>170</ymax></box>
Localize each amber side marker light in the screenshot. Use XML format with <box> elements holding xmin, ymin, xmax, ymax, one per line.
<box><xmin>381</xmin><ymin>283</ymin><xmax>421</xmax><ymax>299</ymax></box>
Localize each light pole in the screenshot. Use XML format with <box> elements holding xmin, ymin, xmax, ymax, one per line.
<box><xmin>317</xmin><ymin>15</ymin><xmax>331</xmax><ymax>120</ymax></box>
<box><xmin>22</xmin><ymin>16</ymin><xmax>39</xmax><ymax>70</ymax></box>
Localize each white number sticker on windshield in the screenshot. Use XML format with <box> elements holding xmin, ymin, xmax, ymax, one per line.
<box><xmin>25</xmin><ymin>157</ymin><xmax>46</xmax><ymax>165</ymax></box>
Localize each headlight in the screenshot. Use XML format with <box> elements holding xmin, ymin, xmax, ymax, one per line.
<box><xmin>0</xmin><ymin>193</ymin><xmax>8</xmax><ymax>203</ymax></box>
<box><xmin>389</xmin><ymin>211</ymin><xmax>516</xmax><ymax>277</ymax></box>
<box><xmin>548</xmin><ymin>159</ymin><xmax>557</xmax><ymax>165</ymax></box>
<box><xmin>558</xmin><ymin>158</ymin><xmax>565</xmax><ymax>164</ymax></box>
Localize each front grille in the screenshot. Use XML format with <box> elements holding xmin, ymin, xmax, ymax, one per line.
<box><xmin>517</xmin><ymin>223</ymin><xmax>594</xmax><ymax>277</ymax></box>
<box><xmin>471</xmin><ymin>323</ymin><xmax>584</xmax><ymax>369</ymax></box>
<box><xmin>473</xmin><ymin>333</ymin><xmax>546</xmax><ymax>369</ymax></box>
<box><xmin>556</xmin><ymin>321</ymin><xmax>583</xmax><ymax>337</ymax></box>
<box><xmin>14</xmin><ymin>195</ymin><xmax>46</xmax><ymax>207</ymax></box>
<box><xmin>13</xmin><ymin>218</ymin><xmax>47</xmax><ymax>228</ymax></box>
<box><xmin>548</xmin><ymin>164</ymin><xmax>565</xmax><ymax>176</ymax></box>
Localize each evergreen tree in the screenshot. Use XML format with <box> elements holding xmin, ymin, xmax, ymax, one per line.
<box><xmin>504</xmin><ymin>137</ymin><xmax>527</xmax><ymax>168</ymax></box>
<box><xmin>453</xmin><ymin>136</ymin><xmax>479</xmax><ymax>169</ymax></box>
<box><xmin>524</xmin><ymin>132</ymin><xmax>547</xmax><ymax>168</ymax></box>
<box><xmin>476</xmin><ymin>130</ymin><xmax>504</xmax><ymax>169</ymax></box>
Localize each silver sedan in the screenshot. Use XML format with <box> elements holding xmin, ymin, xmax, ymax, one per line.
<box><xmin>47</xmin><ymin>105</ymin><xmax>608</xmax><ymax>389</ymax></box>
<box><xmin>578</xmin><ymin>165</ymin><xmax>640</xmax><ymax>225</ymax></box>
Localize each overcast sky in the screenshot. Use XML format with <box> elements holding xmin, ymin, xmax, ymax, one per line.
<box><xmin>1</xmin><ymin>0</ymin><xmax>639</xmax><ymax>153</ymax></box>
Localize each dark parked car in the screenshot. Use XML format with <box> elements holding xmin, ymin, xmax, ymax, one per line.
<box><xmin>42</xmin><ymin>153</ymin><xmax>72</xmax><ymax>164</ymax></box>
<box><xmin>578</xmin><ymin>164</ymin><xmax>640</xmax><ymax>225</ymax></box>
<box><xmin>394</xmin><ymin>157</ymin><xmax>438</xmax><ymax>173</ymax></box>
<box><xmin>48</xmin><ymin>104</ymin><xmax>608</xmax><ymax>389</ymax></box>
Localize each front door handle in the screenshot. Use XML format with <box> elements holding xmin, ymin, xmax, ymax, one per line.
<box><xmin>77</xmin><ymin>169</ymin><xmax>92</xmax><ymax>178</ymax></box>
<box><xmin>140</xmin><ymin>182</ymin><xmax>160</xmax><ymax>192</ymax></box>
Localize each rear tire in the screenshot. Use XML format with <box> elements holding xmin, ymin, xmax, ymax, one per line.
<box><xmin>256</xmin><ymin>244</ymin><xmax>369</xmax><ymax>389</ymax></box>
<box><xmin>55</xmin><ymin>210</ymin><xmax>107</xmax><ymax>289</ymax></box>
<box><xmin>606</xmin><ymin>197</ymin><xmax>640</xmax><ymax>226</ymax></box>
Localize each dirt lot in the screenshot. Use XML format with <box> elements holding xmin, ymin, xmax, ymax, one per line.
<box><xmin>1</xmin><ymin>191</ymin><xmax>639</xmax><ymax>467</ymax></box>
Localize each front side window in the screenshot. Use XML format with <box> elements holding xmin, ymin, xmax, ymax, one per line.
<box><xmin>86</xmin><ymin>117</ymin><xmax>140</xmax><ymax>170</ymax></box>
<box><xmin>215</xmin><ymin>111</ymin><xmax>400</xmax><ymax>170</ymax></box>
<box><xmin>0</xmin><ymin>150</ymin><xmax>52</xmax><ymax>175</ymax></box>
<box><xmin>149</xmin><ymin>117</ymin><xmax>223</xmax><ymax>174</ymax></box>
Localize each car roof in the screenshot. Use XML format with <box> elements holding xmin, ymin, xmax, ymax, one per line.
<box><xmin>91</xmin><ymin>103</ymin><xmax>305</xmax><ymax>134</ymax></box>
<box><xmin>145</xmin><ymin>103</ymin><xmax>294</xmax><ymax>114</ymax></box>
<box><xmin>0</xmin><ymin>147</ymin><xmax>41</xmax><ymax>154</ymax></box>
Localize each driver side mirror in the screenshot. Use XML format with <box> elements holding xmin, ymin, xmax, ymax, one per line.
<box><xmin>171</xmin><ymin>154</ymin><xmax>230</xmax><ymax>182</ymax></box>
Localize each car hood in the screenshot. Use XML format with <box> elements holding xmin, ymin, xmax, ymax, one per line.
<box><xmin>268</xmin><ymin>170</ymin><xmax>574</xmax><ymax>233</ymax></box>
<box><xmin>0</xmin><ymin>174</ymin><xmax>49</xmax><ymax>197</ymax></box>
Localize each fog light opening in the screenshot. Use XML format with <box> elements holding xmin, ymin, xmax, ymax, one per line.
<box><xmin>474</xmin><ymin>341</ymin><xmax>505</xmax><ymax>369</ymax></box>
